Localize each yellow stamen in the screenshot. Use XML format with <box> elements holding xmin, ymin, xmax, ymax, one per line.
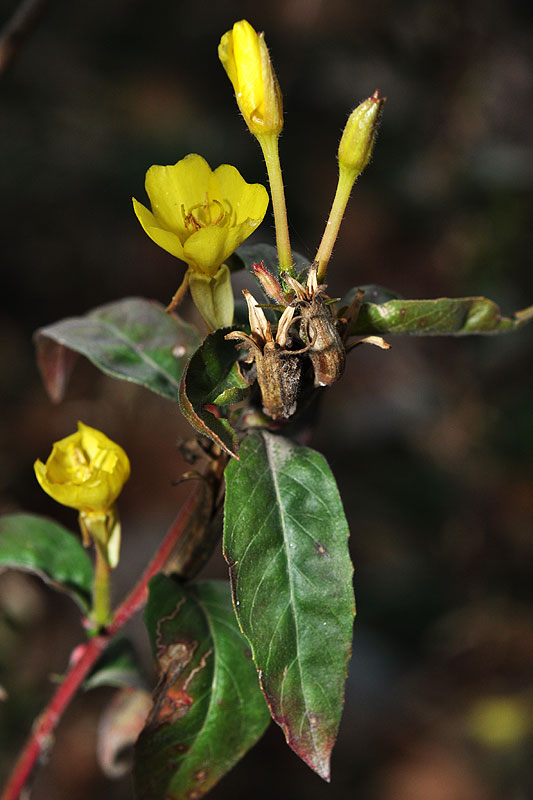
<box><xmin>182</xmin><ymin>198</ymin><xmax>228</xmax><ymax>231</ymax></box>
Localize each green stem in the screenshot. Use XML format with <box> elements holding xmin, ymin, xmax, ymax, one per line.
<box><xmin>91</xmin><ymin>546</ymin><xmax>111</xmax><ymax>629</ymax></box>
<box><xmin>315</xmin><ymin>164</ymin><xmax>357</xmax><ymax>283</ymax></box>
<box><xmin>257</xmin><ymin>133</ymin><xmax>294</xmax><ymax>275</ymax></box>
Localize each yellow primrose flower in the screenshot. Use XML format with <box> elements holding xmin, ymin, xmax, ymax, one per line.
<box><xmin>34</xmin><ymin>422</ymin><xmax>130</xmax><ymax>514</ymax></box>
<box><xmin>132</xmin><ymin>153</ymin><xmax>269</xmax><ymax>277</ymax></box>
<box><xmin>219</xmin><ymin>20</ymin><xmax>283</xmax><ymax>137</ymax></box>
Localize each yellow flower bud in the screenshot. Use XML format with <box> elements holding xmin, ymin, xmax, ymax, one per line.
<box><xmin>219</xmin><ymin>19</ymin><xmax>283</xmax><ymax>137</ymax></box>
<box><xmin>338</xmin><ymin>90</ymin><xmax>385</xmax><ymax>177</ymax></box>
<box><xmin>34</xmin><ymin>422</ymin><xmax>130</xmax><ymax>514</ymax></box>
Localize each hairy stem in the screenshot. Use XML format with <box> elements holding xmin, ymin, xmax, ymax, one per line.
<box><xmin>257</xmin><ymin>133</ymin><xmax>294</xmax><ymax>275</ymax></box>
<box><xmin>315</xmin><ymin>164</ymin><xmax>357</xmax><ymax>283</ymax></box>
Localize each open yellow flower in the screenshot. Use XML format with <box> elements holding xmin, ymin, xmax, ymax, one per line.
<box><xmin>219</xmin><ymin>20</ymin><xmax>283</xmax><ymax>137</ymax></box>
<box><xmin>34</xmin><ymin>422</ymin><xmax>130</xmax><ymax>513</ymax></box>
<box><xmin>133</xmin><ymin>154</ymin><xmax>268</xmax><ymax>277</ymax></box>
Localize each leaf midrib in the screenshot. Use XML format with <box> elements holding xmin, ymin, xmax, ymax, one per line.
<box><xmin>50</xmin><ymin>314</ymin><xmax>182</xmax><ymax>390</ymax></box>
<box><xmin>262</xmin><ymin>433</ymin><xmax>321</xmax><ymax>764</ymax></box>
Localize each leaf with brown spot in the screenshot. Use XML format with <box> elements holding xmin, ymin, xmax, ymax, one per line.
<box><xmin>223</xmin><ymin>432</ymin><xmax>355</xmax><ymax>781</ymax></box>
<box><xmin>341</xmin><ymin>287</ymin><xmax>533</xmax><ymax>337</ymax></box>
<box><xmin>134</xmin><ymin>575</ymin><xmax>270</xmax><ymax>800</ymax></box>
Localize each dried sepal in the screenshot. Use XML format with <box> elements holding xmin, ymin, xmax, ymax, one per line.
<box><xmin>252</xmin><ymin>261</ymin><xmax>285</xmax><ymax>305</ymax></box>
<box><xmin>347</xmin><ymin>335</ymin><xmax>391</xmax><ymax>351</ymax></box>
<box><xmin>242</xmin><ymin>289</ymin><xmax>270</xmax><ymax>343</ymax></box>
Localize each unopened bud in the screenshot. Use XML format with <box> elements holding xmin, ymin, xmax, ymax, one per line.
<box><xmin>219</xmin><ymin>20</ymin><xmax>283</xmax><ymax>138</ymax></box>
<box><xmin>338</xmin><ymin>90</ymin><xmax>385</xmax><ymax>177</ymax></box>
<box><xmin>252</xmin><ymin>261</ymin><xmax>284</xmax><ymax>304</ymax></box>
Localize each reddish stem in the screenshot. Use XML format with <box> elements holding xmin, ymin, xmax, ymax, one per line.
<box><xmin>0</xmin><ymin>484</ymin><xmax>202</xmax><ymax>800</ymax></box>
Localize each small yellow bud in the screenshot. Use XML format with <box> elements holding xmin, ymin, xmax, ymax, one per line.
<box><xmin>34</xmin><ymin>422</ymin><xmax>130</xmax><ymax>514</ymax></box>
<box><xmin>219</xmin><ymin>20</ymin><xmax>283</xmax><ymax>137</ymax></box>
<box><xmin>338</xmin><ymin>90</ymin><xmax>385</xmax><ymax>177</ymax></box>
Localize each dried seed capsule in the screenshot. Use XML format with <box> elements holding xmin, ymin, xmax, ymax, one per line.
<box><xmin>254</xmin><ymin>344</ymin><xmax>303</xmax><ymax>420</ymax></box>
<box><xmin>284</xmin><ymin>263</ymin><xmax>346</xmax><ymax>387</ymax></box>
<box><xmin>297</xmin><ymin>294</ymin><xmax>345</xmax><ymax>387</ymax></box>
<box><xmin>225</xmin><ymin>291</ymin><xmax>305</xmax><ymax>420</ymax></box>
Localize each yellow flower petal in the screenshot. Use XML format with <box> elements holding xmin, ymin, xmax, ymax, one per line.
<box><xmin>34</xmin><ymin>422</ymin><xmax>130</xmax><ymax>513</ymax></box>
<box><xmin>218</xmin><ymin>20</ymin><xmax>283</xmax><ymax>136</ymax></box>
<box><xmin>212</xmin><ymin>164</ymin><xmax>269</xmax><ymax>224</ymax></box>
<box><xmin>183</xmin><ymin>218</ymin><xmax>263</xmax><ymax>276</ymax></box>
<box><xmin>132</xmin><ymin>198</ymin><xmax>186</xmax><ymax>260</ymax></box>
<box><xmin>232</xmin><ymin>21</ymin><xmax>264</xmax><ymax>122</ymax></box>
<box><xmin>144</xmin><ymin>154</ymin><xmax>212</xmax><ymax>238</ymax></box>
<box><xmin>134</xmin><ymin>152</ymin><xmax>269</xmax><ymax>325</ymax></box>
<box><xmin>218</xmin><ymin>30</ymin><xmax>238</xmax><ymax>90</ymax></box>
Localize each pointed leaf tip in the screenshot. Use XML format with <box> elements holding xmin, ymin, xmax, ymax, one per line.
<box><xmin>224</xmin><ymin>432</ymin><xmax>355</xmax><ymax>780</ymax></box>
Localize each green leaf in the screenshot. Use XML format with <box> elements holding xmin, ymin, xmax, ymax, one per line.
<box><xmin>340</xmin><ymin>284</ymin><xmax>401</xmax><ymax>307</ymax></box>
<box><xmin>223</xmin><ymin>432</ymin><xmax>355</xmax><ymax>781</ymax></box>
<box><xmin>84</xmin><ymin>637</ymin><xmax>145</xmax><ymax>691</ymax></box>
<box><xmin>35</xmin><ymin>297</ymin><xmax>201</xmax><ymax>403</ymax></box>
<box><xmin>135</xmin><ymin>575</ymin><xmax>270</xmax><ymax>800</ymax></box>
<box><xmin>0</xmin><ymin>513</ymin><xmax>93</xmax><ymax>611</ymax></box>
<box><xmin>179</xmin><ymin>329</ymin><xmax>248</xmax><ymax>458</ymax></box>
<box><xmin>347</xmin><ymin>291</ymin><xmax>533</xmax><ymax>337</ymax></box>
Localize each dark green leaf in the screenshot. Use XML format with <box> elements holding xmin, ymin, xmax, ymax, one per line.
<box><xmin>0</xmin><ymin>513</ymin><xmax>93</xmax><ymax>611</ymax></box>
<box><xmin>347</xmin><ymin>291</ymin><xmax>533</xmax><ymax>337</ymax></box>
<box><xmin>35</xmin><ymin>297</ymin><xmax>201</xmax><ymax>403</ymax></box>
<box><xmin>179</xmin><ymin>329</ymin><xmax>248</xmax><ymax>458</ymax></box>
<box><xmin>135</xmin><ymin>575</ymin><xmax>270</xmax><ymax>800</ymax></box>
<box><xmin>339</xmin><ymin>284</ymin><xmax>401</xmax><ymax>308</ymax></box>
<box><xmin>223</xmin><ymin>432</ymin><xmax>355</xmax><ymax>781</ymax></box>
<box><xmin>84</xmin><ymin>637</ymin><xmax>145</xmax><ymax>691</ymax></box>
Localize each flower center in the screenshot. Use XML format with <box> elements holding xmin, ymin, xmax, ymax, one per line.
<box><xmin>182</xmin><ymin>196</ymin><xmax>230</xmax><ymax>232</ymax></box>
<box><xmin>69</xmin><ymin>444</ymin><xmax>93</xmax><ymax>481</ymax></box>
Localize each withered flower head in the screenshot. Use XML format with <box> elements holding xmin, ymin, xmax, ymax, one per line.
<box><xmin>226</xmin><ymin>291</ymin><xmax>304</xmax><ymax>420</ymax></box>
<box><xmin>283</xmin><ymin>263</ymin><xmax>346</xmax><ymax>387</ymax></box>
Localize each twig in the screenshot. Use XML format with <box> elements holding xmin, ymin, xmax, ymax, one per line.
<box><xmin>0</xmin><ymin>0</ymin><xmax>52</xmax><ymax>75</ymax></box>
<box><xmin>0</xmin><ymin>483</ymin><xmax>203</xmax><ymax>800</ymax></box>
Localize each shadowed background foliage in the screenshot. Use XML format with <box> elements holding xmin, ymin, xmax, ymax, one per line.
<box><xmin>1</xmin><ymin>0</ymin><xmax>532</xmax><ymax>798</ymax></box>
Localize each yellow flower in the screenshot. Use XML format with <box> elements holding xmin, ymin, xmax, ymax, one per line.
<box><xmin>34</xmin><ymin>422</ymin><xmax>130</xmax><ymax>513</ymax></box>
<box><xmin>219</xmin><ymin>20</ymin><xmax>283</xmax><ymax>137</ymax></box>
<box><xmin>132</xmin><ymin>153</ymin><xmax>269</xmax><ymax>277</ymax></box>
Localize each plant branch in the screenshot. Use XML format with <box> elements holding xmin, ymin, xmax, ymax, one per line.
<box><xmin>0</xmin><ymin>0</ymin><xmax>52</xmax><ymax>75</ymax></box>
<box><xmin>257</xmin><ymin>133</ymin><xmax>294</xmax><ymax>275</ymax></box>
<box><xmin>0</xmin><ymin>482</ymin><xmax>204</xmax><ymax>800</ymax></box>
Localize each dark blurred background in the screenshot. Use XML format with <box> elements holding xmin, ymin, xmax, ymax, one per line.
<box><xmin>1</xmin><ymin>0</ymin><xmax>532</xmax><ymax>798</ymax></box>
